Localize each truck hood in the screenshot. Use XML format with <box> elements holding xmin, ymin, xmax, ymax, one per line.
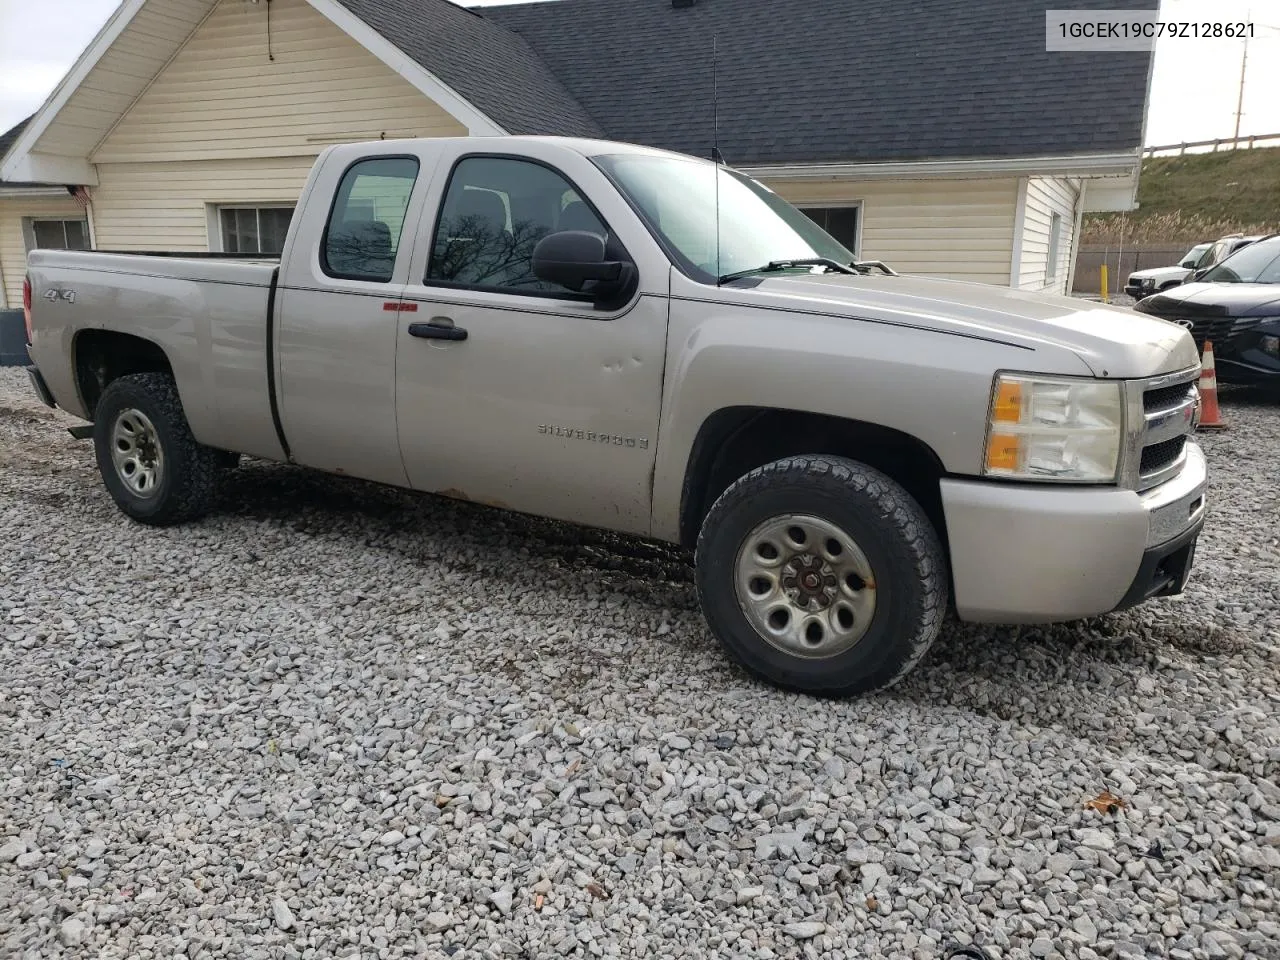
<box><xmin>1128</xmin><ymin>265</ymin><xmax>1189</xmax><ymax>282</ymax></box>
<box><xmin>738</xmin><ymin>272</ymin><xmax>1200</xmax><ymax>378</ymax></box>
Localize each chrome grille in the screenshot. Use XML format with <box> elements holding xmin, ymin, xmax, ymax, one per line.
<box><xmin>1140</xmin><ymin>436</ymin><xmax>1187</xmax><ymax>475</ymax></box>
<box><xmin>1131</xmin><ymin>371</ymin><xmax>1199</xmax><ymax>491</ymax></box>
<box><xmin>1143</xmin><ymin>382</ymin><xmax>1194</xmax><ymax>412</ymax></box>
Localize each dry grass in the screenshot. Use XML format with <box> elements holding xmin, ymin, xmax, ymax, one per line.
<box><xmin>1083</xmin><ymin>211</ymin><xmax>1280</xmax><ymax>244</ymax></box>
<box><xmin>1083</xmin><ymin>148</ymin><xmax>1280</xmax><ymax>244</ymax></box>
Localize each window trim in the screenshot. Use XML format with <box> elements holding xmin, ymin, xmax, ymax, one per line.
<box><xmin>793</xmin><ymin>201</ymin><xmax>864</xmax><ymax>260</ymax></box>
<box><xmin>421</xmin><ymin>151</ymin><xmax>627</xmax><ymax>303</ymax></box>
<box><xmin>209</xmin><ymin>202</ymin><xmax>296</xmax><ymax>254</ymax></box>
<box><xmin>21</xmin><ymin>216</ymin><xmax>90</xmax><ymax>253</ymax></box>
<box><xmin>319</xmin><ymin>154</ymin><xmax>421</xmax><ymax>283</ymax></box>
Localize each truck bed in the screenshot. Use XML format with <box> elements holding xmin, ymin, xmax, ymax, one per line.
<box><xmin>25</xmin><ymin>248</ymin><xmax>286</xmax><ymax>461</ymax></box>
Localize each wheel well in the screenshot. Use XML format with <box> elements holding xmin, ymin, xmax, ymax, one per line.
<box><xmin>74</xmin><ymin>330</ymin><xmax>173</xmax><ymax>419</ymax></box>
<box><xmin>679</xmin><ymin>407</ymin><xmax>949</xmax><ymax>550</ymax></box>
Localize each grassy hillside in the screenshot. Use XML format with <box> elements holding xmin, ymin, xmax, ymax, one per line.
<box><xmin>1084</xmin><ymin>147</ymin><xmax>1280</xmax><ymax>243</ymax></box>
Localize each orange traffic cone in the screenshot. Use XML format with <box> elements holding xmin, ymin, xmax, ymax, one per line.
<box><xmin>1197</xmin><ymin>340</ymin><xmax>1227</xmax><ymax>430</ymax></box>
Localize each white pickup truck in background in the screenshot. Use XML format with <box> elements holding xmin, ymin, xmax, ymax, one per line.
<box><xmin>1124</xmin><ymin>241</ymin><xmax>1212</xmax><ymax>299</ymax></box>
<box><xmin>23</xmin><ymin>136</ymin><xmax>1207</xmax><ymax>696</ymax></box>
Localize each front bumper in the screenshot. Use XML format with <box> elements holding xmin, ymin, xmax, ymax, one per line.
<box><xmin>1214</xmin><ymin>344</ymin><xmax>1280</xmax><ymax>384</ymax></box>
<box><xmin>941</xmin><ymin>441</ymin><xmax>1207</xmax><ymax>623</ymax></box>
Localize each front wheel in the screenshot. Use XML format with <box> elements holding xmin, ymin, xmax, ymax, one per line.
<box><xmin>93</xmin><ymin>373</ymin><xmax>221</xmax><ymax>525</ymax></box>
<box><xmin>695</xmin><ymin>455</ymin><xmax>948</xmax><ymax>696</ymax></box>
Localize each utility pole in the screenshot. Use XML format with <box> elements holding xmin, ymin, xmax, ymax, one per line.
<box><xmin>1233</xmin><ymin>28</ymin><xmax>1249</xmax><ymax>141</ymax></box>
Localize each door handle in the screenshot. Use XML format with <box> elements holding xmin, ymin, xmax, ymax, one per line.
<box><xmin>408</xmin><ymin>318</ymin><xmax>468</xmax><ymax>342</ymax></box>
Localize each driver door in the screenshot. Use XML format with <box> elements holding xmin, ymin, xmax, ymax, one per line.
<box><xmin>392</xmin><ymin>147</ymin><xmax>669</xmax><ymax>535</ymax></box>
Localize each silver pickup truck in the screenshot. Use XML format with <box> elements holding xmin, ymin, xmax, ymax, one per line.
<box><xmin>22</xmin><ymin>136</ymin><xmax>1207</xmax><ymax>696</ymax></box>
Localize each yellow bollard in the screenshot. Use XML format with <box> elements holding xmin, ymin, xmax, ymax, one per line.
<box><xmin>1100</xmin><ymin>264</ymin><xmax>1110</xmax><ymax>303</ymax></box>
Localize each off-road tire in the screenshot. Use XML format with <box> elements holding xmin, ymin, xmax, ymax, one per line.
<box><xmin>695</xmin><ymin>455</ymin><xmax>948</xmax><ymax>696</ymax></box>
<box><xmin>93</xmin><ymin>373</ymin><xmax>220</xmax><ymax>526</ymax></box>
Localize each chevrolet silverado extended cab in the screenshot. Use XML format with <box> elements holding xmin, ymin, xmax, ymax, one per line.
<box><xmin>23</xmin><ymin>136</ymin><xmax>1208</xmax><ymax>696</ymax></box>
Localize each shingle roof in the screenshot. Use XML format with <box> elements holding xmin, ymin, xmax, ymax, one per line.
<box><xmin>0</xmin><ymin>116</ymin><xmax>32</xmax><ymax>165</ymax></box>
<box><xmin>0</xmin><ymin>115</ymin><xmax>55</xmax><ymax>187</ymax></box>
<box><xmin>482</xmin><ymin>0</ymin><xmax>1157</xmax><ymax>166</ymax></box>
<box><xmin>333</xmin><ymin>0</ymin><xmax>602</xmax><ymax>137</ymax></box>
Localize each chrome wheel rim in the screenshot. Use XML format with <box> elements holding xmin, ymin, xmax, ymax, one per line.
<box><xmin>733</xmin><ymin>514</ymin><xmax>878</xmax><ymax>659</ymax></box>
<box><xmin>110</xmin><ymin>408</ymin><xmax>164</xmax><ymax>499</ymax></box>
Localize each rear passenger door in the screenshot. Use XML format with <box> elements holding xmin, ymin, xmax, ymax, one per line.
<box><xmin>275</xmin><ymin>153</ymin><xmax>425</xmax><ymax>486</ymax></box>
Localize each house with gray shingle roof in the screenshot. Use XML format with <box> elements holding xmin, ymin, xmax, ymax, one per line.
<box><xmin>0</xmin><ymin>0</ymin><xmax>1155</xmax><ymax>309</ymax></box>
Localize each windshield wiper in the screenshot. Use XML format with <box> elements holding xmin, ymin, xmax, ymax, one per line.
<box><xmin>717</xmin><ymin>257</ymin><xmax>857</xmax><ymax>285</ymax></box>
<box><xmin>852</xmin><ymin>259</ymin><xmax>898</xmax><ymax>276</ymax></box>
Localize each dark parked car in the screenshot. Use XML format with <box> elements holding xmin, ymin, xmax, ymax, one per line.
<box><xmin>1134</xmin><ymin>235</ymin><xmax>1280</xmax><ymax>385</ymax></box>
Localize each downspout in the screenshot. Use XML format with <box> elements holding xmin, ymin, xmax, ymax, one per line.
<box><xmin>1066</xmin><ymin>179</ymin><xmax>1086</xmax><ymax>297</ymax></box>
<box><xmin>84</xmin><ymin>193</ymin><xmax>98</xmax><ymax>249</ymax></box>
<box><xmin>1008</xmin><ymin>177</ymin><xmax>1029</xmax><ymax>289</ymax></box>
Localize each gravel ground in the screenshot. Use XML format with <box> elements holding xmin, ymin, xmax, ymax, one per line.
<box><xmin>1071</xmin><ymin>292</ymin><xmax>1138</xmax><ymax>309</ymax></box>
<box><xmin>2</xmin><ymin>367</ymin><xmax>1279</xmax><ymax>960</ymax></box>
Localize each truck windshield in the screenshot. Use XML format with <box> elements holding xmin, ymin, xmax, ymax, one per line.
<box><xmin>1181</xmin><ymin>243</ymin><xmax>1211</xmax><ymax>265</ymax></box>
<box><xmin>593</xmin><ymin>153</ymin><xmax>853</xmax><ymax>285</ymax></box>
<box><xmin>1201</xmin><ymin>238</ymin><xmax>1280</xmax><ymax>284</ymax></box>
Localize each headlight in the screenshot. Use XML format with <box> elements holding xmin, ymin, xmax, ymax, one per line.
<box><xmin>1256</xmin><ymin>325</ymin><xmax>1280</xmax><ymax>357</ymax></box>
<box><xmin>983</xmin><ymin>374</ymin><xmax>1123</xmax><ymax>482</ymax></box>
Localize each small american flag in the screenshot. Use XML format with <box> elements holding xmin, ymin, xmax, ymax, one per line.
<box><xmin>68</xmin><ymin>185</ymin><xmax>92</xmax><ymax>210</ymax></box>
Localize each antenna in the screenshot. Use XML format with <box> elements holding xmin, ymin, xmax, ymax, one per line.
<box><xmin>712</xmin><ymin>35</ymin><xmax>722</xmax><ymax>163</ymax></box>
<box><xmin>712</xmin><ymin>35</ymin><xmax>722</xmax><ymax>282</ymax></box>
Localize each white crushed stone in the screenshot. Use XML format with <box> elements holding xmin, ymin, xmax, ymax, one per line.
<box><xmin>271</xmin><ymin>897</ymin><xmax>294</xmax><ymax>932</ymax></box>
<box><xmin>1</xmin><ymin>367</ymin><xmax>1279</xmax><ymax>960</ymax></box>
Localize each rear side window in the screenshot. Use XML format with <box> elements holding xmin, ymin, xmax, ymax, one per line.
<box><xmin>323</xmin><ymin>156</ymin><xmax>420</xmax><ymax>282</ymax></box>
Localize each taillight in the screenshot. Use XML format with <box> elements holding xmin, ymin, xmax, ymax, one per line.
<box><xmin>22</xmin><ymin>275</ymin><xmax>33</xmax><ymax>344</ymax></box>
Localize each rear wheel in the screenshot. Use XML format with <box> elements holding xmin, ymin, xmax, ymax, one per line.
<box><xmin>695</xmin><ymin>455</ymin><xmax>948</xmax><ymax>696</ymax></box>
<box><xmin>93</xmin><ymin>373</ymin><xmax>220</xmax><ymax>525</ymax></box>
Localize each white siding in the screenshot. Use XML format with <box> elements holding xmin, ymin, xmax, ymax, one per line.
<box><xmin>91</xmin><ymin>158</ymin><xmax>316</xmax><ymax>251</ymax></box>
<box><xmin>0</xmin><ymin>195</ymin><xmax>89</xmax><ymax>308</ymax></box>
<box><xmin>92</xmin><ymin>0</ymin><xmax>466</xmax><ymax>164</ymax></box>
<box><xmin>76</xmin><ymin>0</ymin><xmax>471</xmax><ymax>253</ymax></box>
<box><xmin>769</xmin><ymin>177</ymin><xmax>1019</xmax><ymax>285</ymax></box>
<box><xmin>32</xmin><ymin>0</ymin><xmax>215</xmax><ymax>158</ymax></box>
<box><xmin>1015</xmin><ymin>176</ymin><xmax>1079</xmax><ymax>294</ymax></box>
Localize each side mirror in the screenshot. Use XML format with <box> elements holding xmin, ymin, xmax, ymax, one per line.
<box><xmin>532</xmin><ymin>230</ymin><xmax>635</xmax><ymax>307</ymax></box>
<box><xmin>1189</xmin><ymin>268</ymin><xmax>1207</xmax><ymax>282</ymax></box>
<box><xmin>1179</xmin><ymin>259</ymin><xmax>1196</xmax><ymax>268</ymax></box>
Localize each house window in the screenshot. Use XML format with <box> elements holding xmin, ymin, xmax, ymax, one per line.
<box><xmin>23</xmin><ymin>218</ymin><xmax>90</xmax><ymax>251</ymax></box>
<box><xmin>1047</xmin><ymin>212</ymin><xmax>1063</xmax><ymax>281</ymax></box>
<box><xmin>219</xmin><ymin>206</ymin><xmax>295</xmax><ymax>254</ymax></box>
<box><xmin>799</xmin><ymin>206</ymin><xmax>861</xmax><ymax>256</ymax></box>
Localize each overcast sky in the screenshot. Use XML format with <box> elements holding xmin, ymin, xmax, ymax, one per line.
<box><xmin>1</xmin><ymin>0</ymin><xmax>1278</xmax><ymax>148</ymax></box>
